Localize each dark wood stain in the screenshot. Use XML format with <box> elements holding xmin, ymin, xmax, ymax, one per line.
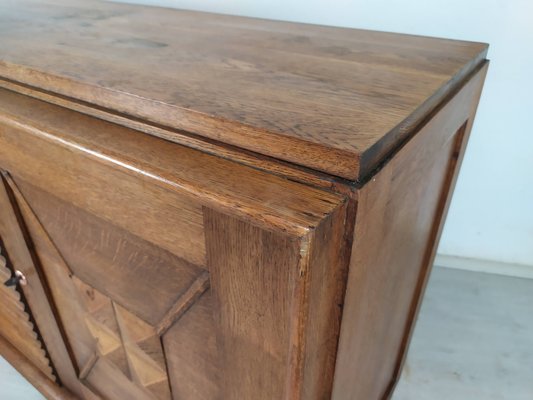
<box><xmin>0</xmin><ymin>0</ymin><xmax>487</xmax><ymax>180</ymax></box>
<box><xmin>0</xmin><ymin>3</ymin><xmax>488</xmax><ymax>399</ymax></box>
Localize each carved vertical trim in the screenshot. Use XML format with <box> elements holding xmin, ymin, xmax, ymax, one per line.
<box><xmin>0</xmin><ymin>238</ymin><xmax>56</xmax><ymax>382</ymax></box>
<box><xmin>1</xmin><ymin>171</ymin><xmax>94</xmax><ymax>397</ymax></box>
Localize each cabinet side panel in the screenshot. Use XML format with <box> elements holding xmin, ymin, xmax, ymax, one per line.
<box><xmin>332</xmin><ymin>64</ymin><xmax>488</xmax><ymax>400</ymax></box>
<box><xmin>387</xmin><ymin>63</ymin><xmax>489</xmax><ymax>397</ymax></box>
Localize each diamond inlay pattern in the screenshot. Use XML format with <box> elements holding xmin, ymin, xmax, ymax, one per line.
<box><xmin>3</xmin><ymin>170</ymin><xmax>212</xmax><ymax>400</ymax></box>
<box><xmin>74</xmin><ymin>277</ymin><xmax>171</xmax><ymax>400</ymax></box>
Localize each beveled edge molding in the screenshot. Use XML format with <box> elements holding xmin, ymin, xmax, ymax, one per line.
<box><xmin>0</xmin><ymin>98</ymin><xmax>346</xmax><ymax>238</ymax></box>
<box><xmin>0</xmin><ymin>76</ymin><xmax>349</xmax><ymax>192</ymax></box>
<box><xmin>156</xmin><ymin>271</ymin><xmax>210</xmax><ymax>336</ymax></box>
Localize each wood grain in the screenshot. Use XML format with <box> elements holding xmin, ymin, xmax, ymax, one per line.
<box><xmin>84</xmin><ymin>357</ymin><xmax>155</xmax><ymax>400</ymax></box>
<box><xmin>0</xmin><ymin>243</ymin><xmax>54</xmax><ymax>381</ymax></box>
<box><xmin>9</xmin><ymin>174</ymin><xmax>200</xmax><ymax>399</ymax></box>
<box><xmin>204</xmin><ymin>209</ymin><xmax>300</xmax><ymax>399</ymax></box>
<box><xmin>162</xmin><ymin>292</ymin><xmax>221</xmax><ymax>400</ymax></box>
<box><xmin>0</xmin><ymin>89</ymin><xmax>206</xmax><ymax>266</ymax></box>
<box><xmin>299</xmin><ymin>199</ymin><xmax>355</xmax><ymax>399</ymax></box>
<box><xmin>5</xmin><ymin>173</ymin><xmax>99</xmax><ymax>373</ymax></box>
<box><xmin>0</xmin><ymin>335</ymin><xmax>77</xmax><ymax>400</ymax></box>
<box><xmin>204</xmin><ymin>201</ymin><xmax>350</xmax><ymax>400</ymax></box>
<box><xmin>0</xmin><ymin>173</ymin><xmax>85</xmax><ymax>398</ymax></box>
<box><xmin>0</xmin><ymin>77</ymin><xmax>339</xmax><ymax>192</ymax></box>
<box><xmin>0</xmin><ymin>0</ymin><xmax>488</xmax><ymax>179</ymax></box>
<box><xmin>155</xmin><ymin>271</ymin><xmax>210</xmax><ymax>336</ymax></box>
<box><xmin>0</xmin><ymin>94</ymin><xmax>349</xmax><ymax>399</ymax></box>
<box><xmin>0</xmin><ymin>4</ymin><xmax>490</xmax><ymax>398</ymax></box>
<box><xmin>113</xmin><ymin>302</ymin><xmax>171</xmax><ymax>399</ymax></box>
<box><xmin>0</xmin><ymin>87</ymin><xmax>344</xmax><ymax>237</ymax></box>
<box><xmin>331</xmin><ymin>63</ymin><xmax>488</xmax><ymax>400</ymax></box>
<box><xmin>15</xmin><ymin>180</ymin><xmax>204</xmax><ymax>327</ymax></box>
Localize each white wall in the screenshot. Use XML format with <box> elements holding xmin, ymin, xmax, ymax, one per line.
<box><xmin>114</xmin><ymin>0</ymin><xmax>533</xmax><ymax>267</ymax></box>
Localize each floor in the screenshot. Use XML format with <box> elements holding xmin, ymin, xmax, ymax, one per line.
<box><xmin>0</xmin><ymin>356</ymin><xmax>43</xmax><ymax>399</ymax></box>
<box><xmin>393</xmin><ymin>267</ymin><xmax>533</xmax><ymax>400</ymax></box>
<box><xmin>1</xmin><ymin>266</ymin><xmax>532</xmax><ymax>399</ymax></box>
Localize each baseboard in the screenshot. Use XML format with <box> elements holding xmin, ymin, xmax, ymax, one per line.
<box><xmin>435</xmin><ymin>254</ymin><xmax>533</xmax><ymax>280</ymax></box>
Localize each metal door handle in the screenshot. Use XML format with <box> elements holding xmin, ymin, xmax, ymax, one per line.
<box><xmin>4</xmin><ymin>270</ymin><xmax>27</xmax><ymax>287</ymax></box>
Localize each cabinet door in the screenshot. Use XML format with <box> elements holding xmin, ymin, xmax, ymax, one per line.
<box><xmin>3</xmin><ymin>172</ymin><xmax>198</xmax><ymax>400</ymax></box>
<box><xmin>0</xmin><ymin>119</ymin><xmax>227</xmax><ymax>400</ymax></box>
<box><xmin>0</xmin><ymin>89</ymin><xmax>348</xmax><ymax>400</ymax></box>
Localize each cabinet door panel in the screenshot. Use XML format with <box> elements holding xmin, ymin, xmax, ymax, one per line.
<box><xmin>0</xmin><ymin>88</ymin><xmax>348</xmax><ymax>400</ymax></box>
<box><xmin>163</xmin><ymin>292</ymin><xmax>221</xmax><ymax>400</ymax></box>
<box><xmin>16</xmin><ymin>179</ymin><xmax>203</xmax><ymax>327</ymax></box>
<box><xmin>6</xmin><ymin>171</ymin><xmax>215</xmax><ymax>400</ymax></box>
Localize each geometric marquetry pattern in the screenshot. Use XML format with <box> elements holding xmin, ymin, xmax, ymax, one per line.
<box><xmin>3</xmin><ymin>171</ymin><xmax>212</xmax><ymax>400</ymax></box>
<box><xmin>73</xmin><ymin>276</ymin><xmax>171</xmax><ymax>400</ymax></box>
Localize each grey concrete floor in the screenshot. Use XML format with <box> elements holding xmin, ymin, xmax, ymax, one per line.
<box><xmin>393</xmin><ymin>267</ymin><xmax>533</xmax><ymax>400</ymax></box>
<box><xmin>1</xmin><ymin>266</ymin><xmax>532</xmax><ymax>399</ymax></box>
<box><xmin>0</xmin><ymin>356</ymin><xmax>43</xmax><ymax>399</ymax></box>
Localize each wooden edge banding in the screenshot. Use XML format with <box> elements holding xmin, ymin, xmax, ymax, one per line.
<box><xmin>296</xmin><ymin>198</ymin><xmax>354</xmax><ymax>400</ymax></box>
<box><xmin>357</xmin><ymin>60</ymin><xmax>489</xmax><ymax>188</ymax></box>
<box><xmin>0</xmin><ymin>109</ymin><xmax>341</xmax><ymax>238</ymax></box>
<box><xmin>285</xmin><ymin>233</ymin><xmax>312</xmax><ymax>400</ymax></box>
<box><xmin>318</xmin><ymin>198</ymin><xmax>357</xmax><ymax>398</ymax></box>
<box><xmin>0</xmin><ymin>77</ymin><xmax>345</xmax><ymax>192</ymax></box>
<box><xmin>0</xmin><ymin>334</ymin><xmax>78</xmax><ymax>400</ymax></box>
<box><xmin>156</xmin><ymin>271</ymin><xmax>210</xmax><ymax>336</ymax></box>
<box><xmin>0</xmin><ymin>60</ymin><xmax>360</xmax><ymax>181</ymax></box>
<box><xmin>358</xmin><ymin>54</ymin><xmax>488</xmax><ymax>183</ymax></box>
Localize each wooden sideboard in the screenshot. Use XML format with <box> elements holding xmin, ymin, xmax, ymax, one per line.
<box><xmin>0</xmin><ymin>1</ymin><xmax>488</xmax><ymax>399</ymax></box>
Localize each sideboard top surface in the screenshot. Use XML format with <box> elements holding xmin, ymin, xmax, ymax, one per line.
<box><xmin>0</xmin><ymin>0</ymin><xmax>488</xmax><ymax>180</ymax></box>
